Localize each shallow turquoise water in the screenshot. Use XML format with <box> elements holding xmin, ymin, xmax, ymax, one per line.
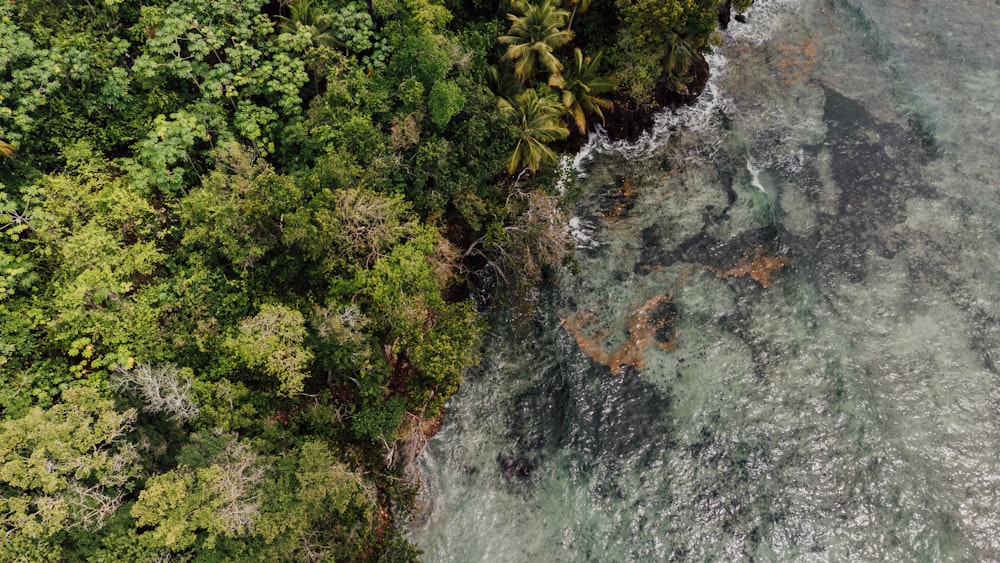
<box><xmin>411</xmin><ymin>0</ymin><xmax>1000</xmax><ymax>559</ymax></box>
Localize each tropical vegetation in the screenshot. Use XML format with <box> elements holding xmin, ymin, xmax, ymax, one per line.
<box><xmin>0</xmin><ymin>0</ymin><xmax>751</xmax><ymax>559</ymax></box>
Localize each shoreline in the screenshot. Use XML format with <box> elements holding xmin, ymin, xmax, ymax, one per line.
<box><xmin>553</xmin><ymin>53</ymin><xmax>713</xmax><ymax>154</ymax></box>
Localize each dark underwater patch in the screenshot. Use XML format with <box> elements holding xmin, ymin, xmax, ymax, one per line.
<box><xmin>792</xmin><ymin>86</ymin><xmax>939</xmax><ymax>283</ymax></box>
<box><xmin>635</xmin><ymin>224</ymin><xmax>780</xmax><ymax>275</ymax></box>
<box><xmin>501</xmin><ymin>351</ymin><xmax>676</xmax><ymax>481</ymax></box>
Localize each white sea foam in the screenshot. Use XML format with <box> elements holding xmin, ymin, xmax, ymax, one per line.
<box><xmin>567</xmin><ymin>0</ymin><xmax>804</xmax><ymax>248</ymax></box>
<box><xmin>747</xmin><ymin>158</ymin><xmax>767</xmax><ymax>193</ymax></box>
<box><xmin>569</xmin><ymin>216</ymin><xmax>601</xmax><ymax>249</ymax></box>
<box><xmin>571</xmin><ymin>52</ymin><xmax>735</xmax><ymax>172</ymax></box>
<box><xmin>554</xmin><ymin>154</ymin><xmax>576</xmax><ymax>194</ymax></box>
<box><xmin>725</xmin><ymin>0</ymin><xmax>804</xmax><ymax>46</ymax></box>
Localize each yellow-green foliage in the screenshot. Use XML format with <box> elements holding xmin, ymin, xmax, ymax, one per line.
<box><xmin>227</xmin><ymin>304</ymin><xmax>314</xmax><ymax>397</ymax></box>
<box><xmin>0</xmin><ymin>388</ymin><xmax>140</xmax><ymax>540</ymax></box>
<box><xmin>132</xmin><ymin>440</ymin><xmax>264</xmax><ymax>551</ymax></box>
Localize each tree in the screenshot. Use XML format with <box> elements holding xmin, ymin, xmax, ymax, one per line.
<box><xmin>427</xmin><ymin>80</ymin><xmax>466</xmax><ymax>128</ymax></box>
<box><xmin>498</xmin><ymin>0</ymin><xmax>575</xmax><ymax>85</ymax></box>
<box><xmin>0</xmin><ymin>388</ymin><xmax>140</xmax><ymax>544</ymax></box>
<box><xmin>284</xmin><ymin>186</ymin><xmax>421</xmax><ymax>276</ymax></box>
<box><xmin>111</xmin><ymin>363</ymin><xmax>200</xmax><ymax>423</ymax></box>
<box><xmin>466</xmin><ymin>187</ymin><xmax>572</xmax><ymax>299</ymax></box>
<box><xmin>251</xmin><ymin>441</ymin><xmax>376</xmax><ymax>561</ymax></box>
<box><xmin>179</xmin><ymin>142</ymin><xmax>302</xmax><ymax>273</ymax></box>
<box><xmin>560</xmin><ymin>48</ymin><xmax>614</xmax><ymax>134</ymax></box>
<box><xmin>278</xmin><ymin>0</ymin><xmax>341</xmax><ymax>49</ymax></box>
<box><xmin>131</xmin><ymin>439</ymin><xmax>377</xmax><ymax>560</ymax></box>
<box><xmin>359</xmin><ymin>229</ymin><xmax>443</xmax><ymax>325</ymax></box>
<box><xmin>131</xmin><ymin>440</ymin><xmax>265</xmax><ymax>551</ymax></box>
<box><xmin>499</xmin><ymin>86</ymin><xmax>569</xmax><ymax>174</ymax></box>
<box><xmin>486</xmin><ymin>64</ymin><xmax>525</xmax><ymax>105</ymax></box>
<box><xmin>131</xmin><ymin>0</ymin><xmax>310</xmax><ymax>157</ymax></box>
<box><xmin>0</xmin><ymin>8</ymin><xmax>61</xmax><ymax>152</ymax></box>
<box><xmin>659</xmin><ymin>30</ymin><xmax>703</xmax><ymax>91</ymax></box>
<box><xmin>402</xmin><ymin>300</ymin><xmax>484</xmax><ymax>417</ymax></box>
<box><xmin>614</xmin><ymin>0</ymin><xmax>717</xmax><ymax>98</ymax></box>
<box><xmin>227</xmin><ymin>304</ymin><xmax>314</xmax><ymax>396</ymax></box>
<box><xmin>21</xmin><ymin>146</ymin><xmax>168</xmax><ymax>376</ymax></box>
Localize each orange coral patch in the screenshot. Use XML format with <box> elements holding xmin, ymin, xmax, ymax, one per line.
<box><xmin>707</xmin><ymin>247</ymin><xmax>791</xmax><ymax>288</ymax></box>
<box><xmin>563</xmin><ymin>294</ymin><xmax>678</xmax><ymax>376</ymax></box>
<box><xmin>774</xmin><ymin>38</ymin><xmax>819</xmax><ymax>85</ymax></box>
<box><xmin>604</xmin><ymin>176</ymin><xmax>638</xmax><ymax>218</ymax></box>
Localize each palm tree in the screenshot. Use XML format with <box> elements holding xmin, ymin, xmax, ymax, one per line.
<box><xmin>0</xmin><ymin>141</ymin><xmax>14</xmax><ymax>159</ymax></box>
<box><xmin>278</xmin><ymin>0</ymin><xmax>341</xmax><ymax>49</ymax></box>
<box><xmin>500</xmin><ymin>86</ymin><xmax>569</xmax><ymax>175</ymax></box>
<box><xmin>660</xmin><ymin>32</ymin><xmax>698</xmax><ymax>90</ymax></box>
<box><xmin>560</xmin><ymin>48</ymin><xmax>614</xmax><ymax>134</ymax></box>
<box><xmin>486</xmin><ymin>64</ymin><xmax>524</xmax><ymax>107</ymax></box>
<box><xmin>498</xmin><ymin>0</ymin><xmax>575</xmax><ymax>86</ymax></box>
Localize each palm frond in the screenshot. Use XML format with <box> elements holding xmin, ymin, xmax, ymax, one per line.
<box><xmin>499</xmin><ymin>0</ymin><xmax>574</xmax><ymax>84</ymax></box>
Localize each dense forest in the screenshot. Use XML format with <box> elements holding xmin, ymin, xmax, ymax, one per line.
<box><xmin>0</xmin><ymin>0</ymin><xmax>750</xmax><ymax>559</ymax></box>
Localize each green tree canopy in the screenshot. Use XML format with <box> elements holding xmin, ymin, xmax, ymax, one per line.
<box><xmin>498</xmin><ymin>0</ymin><xmax>575</xmax><ymax>85</ymax></box>
<box><xmin>561</xmin><ymin>48</ymin><xmax>615</xmax><ymax>134</ymax></box>
<box><xmin>0</xmin><ymin>388</ymin><xmax>140</xmax><ymax>545</ymax></box>
<box><xmin>226</xmin><ymin>304</ymin><xmax>314</xmax><ymax>397</ymax></box>
<box><xmin>499</xmin><ymin>86</ymin><xmax>569</xmax><ymax>174</ymax></box>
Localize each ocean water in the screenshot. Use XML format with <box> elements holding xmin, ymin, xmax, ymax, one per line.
<box><xmin>410</xmin><ymin>0</ymin><xmax>1000</xmax><ymax>559</ymax></box>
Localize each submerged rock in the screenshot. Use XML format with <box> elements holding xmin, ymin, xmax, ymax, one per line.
<box><xmin>635</xmin><ymin>224</ymin><xmax>781</xmax><ymax>275</ymax></box>
<box><xmin>496</xmin><ymin>453</ymin><xmax>537</xmax><ymax>481</ymax></box>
